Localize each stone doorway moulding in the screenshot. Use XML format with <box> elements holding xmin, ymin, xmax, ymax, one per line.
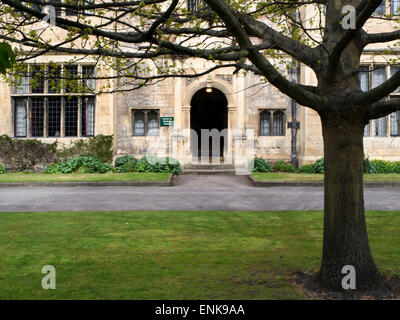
<box><xmin>182</xmin><ymin>77</ymin><xmax>236</xmax><ymax>164</ymax></box>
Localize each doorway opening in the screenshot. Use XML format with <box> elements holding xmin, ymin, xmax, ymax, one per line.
<box><xmin>190</xmin><ymin>87</ymin><xmax>228</xmax><ymax>161</ymax></box>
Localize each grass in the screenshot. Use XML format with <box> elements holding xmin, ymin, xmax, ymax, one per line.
<box><xmin>0</xmin><ymin>172</ymin><xmax>171</xmax><ymax>183</ymax></box>
<box><xmin>0</xmin><ymin>210</ymin><xmax>399</xmax><ymax>299</ymax></box>
<box><xmin>252</xmin><ymin>172</ymin><xmax>400</xmax><ymax>182</ymax></box>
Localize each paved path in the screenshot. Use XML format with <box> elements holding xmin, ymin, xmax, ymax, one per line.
<box><xmin>0</xmin><ymin>175</ymin><xmax>399</xmax><ymax>212</ymax></box>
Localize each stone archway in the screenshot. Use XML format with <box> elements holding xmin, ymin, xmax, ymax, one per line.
<box><xmin>182</xmin><ymin>78</ymin><xmax>236</xmax><ymax>164</ymax></box>
<box><xmin>190</xmin><ymin>87</ymin><xmax>228</xmax><ymax>159</ymax></box>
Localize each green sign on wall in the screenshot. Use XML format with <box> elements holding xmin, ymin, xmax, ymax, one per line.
<box><xmin>160</xmin><ymin>117</ymin><xmax>174</xmax><ymax>127</ymax></box>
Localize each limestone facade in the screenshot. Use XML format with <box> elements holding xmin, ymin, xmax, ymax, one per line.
<box><xmin>1</xmin><ymin>1</ymin><xmax>400</xmax><ymax>167</ymax></box>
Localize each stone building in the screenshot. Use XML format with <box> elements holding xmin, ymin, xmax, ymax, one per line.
<box><xmin>1</xmin><ymin>0</ymin><xmax>400</xmax><ymax>169</ymax></box>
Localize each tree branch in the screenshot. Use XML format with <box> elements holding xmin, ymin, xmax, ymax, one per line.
<box><xmin>366</xmin><ymin>99</ymin><xmax>400</xmax><ymax>120</ymax></box>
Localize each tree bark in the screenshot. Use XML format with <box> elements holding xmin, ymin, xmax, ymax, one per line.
<box><xmin>318</xmin><ymin>110</ymin><xmax>383</xmax><ymax>290</ymax></box>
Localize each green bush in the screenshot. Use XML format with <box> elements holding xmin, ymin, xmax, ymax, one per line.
<box><xmin>45</xmin><ymin>156</ymin><xmax>113</xmax><ymax>174</ymax></box>
<box><xmin>250</xmin><ymin>157</ymin><xmax>273</xmax><ymax>172</ymax></box>
<box><xmin>363</xmin><ymin>158</ymin><xmax>377</xmax><ymax>174</ymax></box>
<box><xmin>56</xmin><ymin>135</ymin><xmax>113</xmax><ymax>163</ymax></box>
<box><xmin>115</xmin><ymin>161</ymin><xmax>137</xmax><ymax>173</ymax></box>
<box><xmin>136</xmin><ymin>155</ymin><xmax>181</xmax><ymax>175</ymax></box>
<box><xmin>312</xmin><ymin>158</ymin><xmax>324</xmax><ymax>174</ymax></box>
<box><xmin>364</xmin><ymin>159</ymin><xmax>400</xmax><ymax>174</ymax></box>
<box><xmin>0</xmin><ymin>163</ymin><xmax>5</xmax><ymax>174</ymax></box>
<box><xmin>298</xmin><ymin>164</ymin><xmax>315</xmax><ymax>173</ymax></box>
<box><xmin>115</xmin><ymin>155</ymin><xmax>137</xmax><ymax>168</ymax></box>
<box><xmin>273</xmin><ymin>160</ymin><xmax>295</xmax><ymax>173</ymax></box>
<box><xmin>298</xmin><ymin>158</ymin><xmax>324</xmax><ymax>174</ymax></box>
<box><xmin>0</xmin><ymin>135</ymin><xmax>56</xmax><ymax>172</ymax></box>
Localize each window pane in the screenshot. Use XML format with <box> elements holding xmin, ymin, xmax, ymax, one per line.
<box><xmin>84</xmin><ymin>0</ymin><xmax>95</xmax><ymax>14</ymax></box>
<box><xmin>187</xmin><ymin>0</ymin><xmax>198</xmax><ymax>11</ymax></box>
<box><xmin>372</xmin><ymin>66</ymin><xmax>386</xmax><ymax>89</ymax></box>
<box><xmin>82</xmin><ymin>97</ymin><xmax>95</xmax><ymax>136</ymax></box>
<box><xmin>14</xmin><ymin>98</ymin><xmax>27</xmax><ymax>137</ymax></box>
<box><xmin>375</xmin><ymin>116</ymin><xmax>387</xmax><ymax>136</ymax></box>
<box><xmin>14</xmin><ymin>70</ymin><xmax>28</xmax><ymax>94</ymax></box>
<box><xmin>65</xmin><ymin>97</ymin><xmax>78</xmax><ymax>136</ymax></box>
<box><xmin>66</xmin><ymin>0</ymin><xmax>78</xmax><ymax>16</ymax></box>
<box><xmin>391</xmin><ymin>0</ymin><xmax>400</xmax><ymax>14</ymax></box>
<box><xmin>390</xmin><ymin>66</ymin><xmax>400</xmax><ymax>93</ymax></box>
<box><xmin>359</xmin><ymin>67</ymin><xmax>369</xmax><ymax>92</ymax></box>
<box><xmin>31</xmin><ymin>98</ymin><xmax>44</xmax><ymax>137</ymax></box>
<box><xmin>47</xmin><ymin>97</ymin><xmax>61</xmax><ymax>137</ymax></box>
<box><xmin>133</xmin><ymin>111</ymin><xmax>145</xmax><ymax>136</ymax></box>
<box><xmin>30</xmin><ymin>65</ymin><xmax>45</xmax><ymax>93</ymax></box>
<box><xmin>374</xmin><ymin>0</ymin><xmax>386</xmax><ymax>15</ymax></box>
<box><xmin>260</xmin><ymin>111</ymin><xmax>270</xmax><ymax>136</ymax></box>
<box><xmin>273</xmin><ymin>111</ymin><xmax>284</xmax><ymax>136</ymax></box>
<box><xmin>364</xmin><ymin>121</ymin><xmax>371</xmax><ymax>136</ymax></box>
<box><xmin>48</xmin><ymin>65</ymin><xmax>61</xmax><ymax>93</ymax></box>
<box><xmin>147</xmin><ymin>111</ymin><xmax>159</xmax><ymax>136</ymax></box>
<box><xmin>64</xmin><ymin>65</ymin><xmax>78</xmax><ymax>93</ymax></box>
<box><xmin>390</xmin><ymin>112</ymin><xmax>399</xmax><ymax>136</ymax></box>
<box><xmin>82</xmin><ymin>65</ymin><xmax>95</xmax><ymax>92</ymax></box>
<box><xmin>53</xmin><ymin>0</ymin><xmax>62</xmax><ymax>16</ymax></box>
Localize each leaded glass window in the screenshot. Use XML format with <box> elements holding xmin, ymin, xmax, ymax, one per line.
<box><xmin>375</xmin><ymin>116</ymin><xmax>387</xmax><ymax>137</ymax></box>
<box><xmin>273</xmin><ymin>111</ymin><xmax>285</xmax><ymax>136</ymax></box>
<box><xmin>82</xmin><ymin>97</ymin><xmax>95</xmax><ymax>136</ymax></box>
<box><xmin>147</xmin><ymin>111</ymin><xmax>159</xmax><ymax>136</ymax></box>
<box><xmin>390</xmin><ymin>66</ymin><xmax>400</xmax><ymax>93</ymax></box>
<box><xmin>133</xmin><ymin>111</ymin><xmax>145</xmax><ymax>136</ymax></box>
<box><xmin>374</xmin><ymin>0</ymin><xmax>386</xmax><ymax>15</ymax></box>
<box><xmin>14</xmin><ymin>98</ymin><xmax>27</xmax><ymax>137</ymax></box>
<box><xmin>47</xmin><ymin>97</ymin><xmax>61</xmax><ymax>137</ymax></box>
<box><xmin>31</xmin><ymin>98</ymin><xmax>44</xmax><ymax>137</ymax></box>
<box><xmin>391</xmin><ymin>0</ymin><xmax>400</xmax><ymax>14</ymax></box>
<box><xmin>260</xmin><ymin>110</ymin><xmax>271</xmax><ymax>136</ymax></box>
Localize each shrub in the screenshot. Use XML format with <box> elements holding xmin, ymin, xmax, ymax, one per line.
<box><xmin>136</xmin><ymin>155</ymin><xmax>181</xmax><ymax>175</ymax></box>
<box><xmin>116</xmin><ymin>161</ymin><xmax>137</xmax><ymax>173</ymax></box>
<box><xmin>298</xmin><ymin>158</ymin><xmax>324</xmax><ymax>174</ymax></box>
<box><xmin>298</xmin><ymin>164</ymin><xmax>315</xmax><ymax>173</ymax></box>
<box><xmin>312</xmin><ymin>158</ymin><xmax>324</xmax><ymax>174</ymax></box>
<box><xmin>0</xmin><ymin>164</ymin><xmax>5</xmax><ymax>174</ymax></box>
<box><xmin>115</xmin><ymin>155</ymin><xmax>137</xmax><ymax>168</ymax></box>
<box><xmin>45</xmin><ymin>156</ymin><xmax>113</xmax><ymax>174</ymax></box>
<box><xmin>250</xmin><ymin>157</ymin><xmax>273</xmax><ymax>172</ymax></box>
<box><xmin>56</xmin><ymin>135</ymin><xmax>113</xmax><ymax>163</ymax></box>
<box><xmin>365</xmin><ymin>159</ymin><xmax>400</xmax><ymax>174</ymax></box>
<box><xmin>0</xmin><ymin>135</ymin><xmax>56</xmax><ymax>172</ymax></box>
<box><xmin>363</xmin><ymin>158</ymin><xmax>377</xmax><ymax>174</ymax></box>
<box><xmin>273</xmin><ymin>160</ymin><xmax>295</xmax><ymax>173</ymax></box>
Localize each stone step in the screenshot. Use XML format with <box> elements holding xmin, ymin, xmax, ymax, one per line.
<box><xmin>184</xmin><ymin>163</ymin><xmax>235</xmax><ymax>170</ymax></box>
<box><xmin>182</xmin><ymin>169</ymin><xmax>236</xmax><ymax>175</ymax></box>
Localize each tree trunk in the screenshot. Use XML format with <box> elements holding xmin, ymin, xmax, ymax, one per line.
<box><xmin>318</xmin><ymin>111</ymin><xmax>382</xmax><ymax>291</ymax></box>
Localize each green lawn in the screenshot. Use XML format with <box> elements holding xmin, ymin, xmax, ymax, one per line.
<box><xmin>252</xmin><ymin>172</ymin><xmax>400</xmax><ymax>182</ymax></box>
<box><xmin>0</xmin><ymin>172</ymin><xmax>171</xmax><ymax>183</ymax></box>
<box><xmin>0</xmin><ymin>210</ymin><xmax>399</xmax><ymax>299</ymax></box>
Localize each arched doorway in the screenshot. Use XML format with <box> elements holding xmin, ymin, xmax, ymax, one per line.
<box><xmin>190</xmin><ymin>88</ymin><xmax>228</xmax><ymax>160</ymax></box>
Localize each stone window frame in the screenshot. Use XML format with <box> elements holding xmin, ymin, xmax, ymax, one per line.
<box><xmin>131</xmin><ymin>109</ymin><xmax>160</xmax><ymax>137</ymax></box>
<box><xmin>258</xmin><ymin>109</ymin><xmax>286</xmax><ymax>137</ymax></box>
<box><xmin>11</xmin><ymin>63</ymin><xmax>96</xmax><ymax>138</ymax></box>
<box><xmin>359</xmin><ymin>64</ymin><xmax>400</xmax><ymax>137</ymax></box>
